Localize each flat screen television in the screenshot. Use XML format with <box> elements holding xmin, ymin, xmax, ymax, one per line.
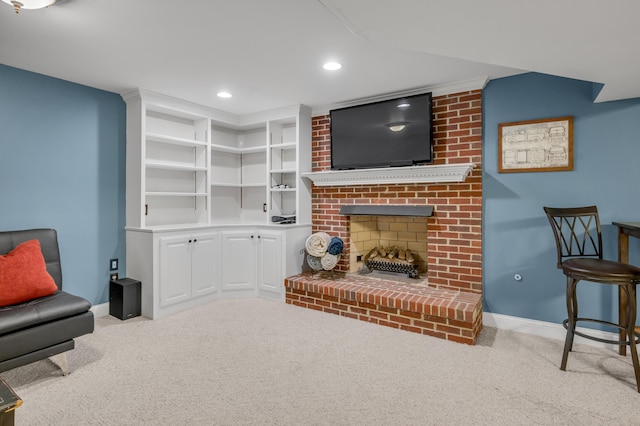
<box><xmin>330</xmin><ymin>92</ymin><xmax>433</xmax><ymax>170</ymax></box>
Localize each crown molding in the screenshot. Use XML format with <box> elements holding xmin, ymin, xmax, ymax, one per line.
<box><xmin>121</xmin><ymin>88</ymin><xmax>309</xmax><ymax>130</ymax></box>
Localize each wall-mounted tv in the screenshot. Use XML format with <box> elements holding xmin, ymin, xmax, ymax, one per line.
<box><xmin>330</xmin><ymin>92</ymin><xmax>433</xmax><ymax>170</ymax></box>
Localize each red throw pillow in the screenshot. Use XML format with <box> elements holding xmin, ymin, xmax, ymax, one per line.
<box><xmin>0</xmin><ymin>239</ymin><xmax>58</xmax><ymax>307</ymax></box>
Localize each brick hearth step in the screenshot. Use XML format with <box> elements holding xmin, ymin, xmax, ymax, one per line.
<box><xmin>284</xmin><ymin>272</ymin><xmax>483</xmax><ymax>345</ymax></box>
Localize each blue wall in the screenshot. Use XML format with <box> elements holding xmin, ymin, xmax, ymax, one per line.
<box><xmin>0</xmin><ymin>64</ymin><xmax>126</xmax><ymax>305</ymax></box>
<box><xmin>483</xmin><ymin>72</ymin><xmax>640</xmax><ymax>326</ymax></box>
<box><xmin>3</xmin><ymin>65</ymin><xmax>638</xmax><ymax>325</ymax></box>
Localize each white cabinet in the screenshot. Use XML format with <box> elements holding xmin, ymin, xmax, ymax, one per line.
<box><xmin>257</xmin><ymin>229</ymin><xmax>283</xmax><ymax>297</ymax></box>
<box><xmin>258</xmin><ymin>225</ymin><xmax>311</xmax><ymax>301</ymax></box>
<box><xmin>158</xmin><ymin>236</ymin><xmax>191</xmax><ymax>307</ymax></box>
<box><xmin>220</xmin><ymin>229</ymin><xmax>257</xmax><ymax>294</ymax></box>
<box><xmin>218</xmin><ymin>226</ymin><xmax>311</xmax><ymax>301</ymax></box>
<box><xmin>126</xmin><ymin>229</ymin><xmax>220</xmax><ymax>319</ymax></box>
<box><xmin>159</xmin><ymin>233</ymin><xmax>218</xmax><ymax>308</ymax></box>
<box><xmin>190</xmin><ymin>234</ymin><xmax>219</xmax><ymax>297</ymax></box>
<box><xmin>218</xmin><ymin>228</ymin><xmax>286</xmax><ymax>298</ymax></box>
<box><xmin>127</xmin><ymin>225</ymin><xmax>309</xmax><ymax>318</ymax></box>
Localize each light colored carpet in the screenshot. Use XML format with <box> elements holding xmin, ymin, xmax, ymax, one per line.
<box><xmin>3</xmin><ymin>298</ymin><xmax>639</xmax><ymax>425</ymax></box>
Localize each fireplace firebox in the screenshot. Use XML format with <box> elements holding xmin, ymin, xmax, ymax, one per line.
<box><xmin>339</xmin><ymin>205</ymin><xmax>434</xmax><ymax>279</ymax></box>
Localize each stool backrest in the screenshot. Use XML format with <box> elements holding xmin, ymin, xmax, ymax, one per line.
<box><xmin>543</xmin><ymin>206</ymin><xmax>603</xmax><ymax>268</ymax></box>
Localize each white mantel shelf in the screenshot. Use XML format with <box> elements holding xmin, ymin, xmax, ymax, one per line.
<box><xmin>301</xmin><ymin>163</ymin><xmax>475</xmax><ymax>186</ymax></box>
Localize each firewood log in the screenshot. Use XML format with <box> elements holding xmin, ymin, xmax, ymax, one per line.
<box><xmin>387</xmin><ymin>246</ymin><xmax>398</xmax><ymax>259</ymax></box>
<box><xmin>398</xmin><ymin>249</ymin><xmax>406</xmax><ymax>260</ymax></box>
<box><xmin>405</xmin><ymin>249</ymin><xmax>414</xmax><ymax>263</ymax></box>
<box><xmin>365</xmin><ymin>247</ymin><xmax>378</xmax><ymax>261</ymax></box>
<box><xmin>378</xmin><ymin>246</ymin><xmax>387</xmax><ymax>257</ymax></box>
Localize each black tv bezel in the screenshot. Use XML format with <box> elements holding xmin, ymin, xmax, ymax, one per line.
<box><xmin>329</xmin><ymin>92</ymin><xmax>433</xmax><ymax>170</ymax></box>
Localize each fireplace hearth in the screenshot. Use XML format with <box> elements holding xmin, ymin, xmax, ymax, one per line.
<box><xmin>284</xmin><ymin>271</ymin><xmax>482</xmax><ymax>344</ymax></box>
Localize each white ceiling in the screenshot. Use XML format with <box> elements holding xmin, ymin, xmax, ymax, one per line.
<box><xmin>1</xmin><ymin>0</ymin><xmax>637</xmax><ymax>116</ymax></box>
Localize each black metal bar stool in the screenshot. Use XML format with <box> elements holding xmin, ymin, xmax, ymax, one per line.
<box><xmin>544</xmin><ymin>206</ymin><xmax>640</xmax><ymax>392</ymax></box>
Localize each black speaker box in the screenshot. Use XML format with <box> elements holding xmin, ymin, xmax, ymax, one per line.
<box><xmin>109</xmin><ymin>278</ymin><xmax>141</xmax><ymax>320</ymax></box>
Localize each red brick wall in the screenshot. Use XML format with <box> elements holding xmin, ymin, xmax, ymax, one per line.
<box><xmin>311</xmin><ymin>90</ymin><xmax>483</xmax><ymax>294</ymax></box>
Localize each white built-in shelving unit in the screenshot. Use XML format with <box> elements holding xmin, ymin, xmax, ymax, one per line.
<box><xmin>122</xmin><ymin>89</ymin><xmax>311</xmax><ymax>319</ymax></box>
<box><xmin>210</xmin><ymin>123</ymin><xmax>268</xmax><ymax>224</ymax></box>
<box><xmin>126</xmin><ymin>103</ymin><xmax>211</xmax><ymax>229</ymax></box>
<box><xmin>123</xmin><ymin>89</ymin><xmax>311</xmax><ymax>228</ymax></box>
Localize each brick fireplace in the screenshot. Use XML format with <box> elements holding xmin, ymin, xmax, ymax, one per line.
<box><xmin>285</xmin><ymin>89</ymin><xmax>483</xmax><ymax>344</ymax></box>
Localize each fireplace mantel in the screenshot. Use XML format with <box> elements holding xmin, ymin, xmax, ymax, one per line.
<box><xmin>339</xmin><ymin>205</ymin><xmax>434</xmax><ymax>217</ymax></box>
<box><xmin>301</xmin><ymin>163</ymin><xmax>475</xmax><ymax>186</ymax></box>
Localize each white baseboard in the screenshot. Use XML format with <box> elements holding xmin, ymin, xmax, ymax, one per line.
<box><xmin>90</xmin><ymin>302</ymin><xmax>110</xmax><ymax>318</ymax></box>
<box><xmin>90</xmin><ymin>301</ymin><xmax>622</xmax><ymax>351</ymax></box>
<box><xmin>483</xmin><ymin>312</ymin><xmax>620</xmax><ymax>350</ymax></box>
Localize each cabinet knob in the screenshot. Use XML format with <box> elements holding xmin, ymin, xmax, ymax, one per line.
<box><xmin>258</xmin><ymin>235</ymin><xmax>261</xmax><ymax>239</ymax></box>
<box><xmin>188</xmin><ymin>239</ymin><xmax>192</xmax><ymax>243</ymax></box>
<box><xmin>193</xmin><ymin>239</ymin><xmax>197</xmax><ymax>243</ymax></box>
<box><xmin>251</xmin><ymin>235</ymin><xmax>254</xmax><ymax>239</ymax></box>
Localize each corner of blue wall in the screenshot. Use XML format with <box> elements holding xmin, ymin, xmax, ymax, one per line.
<box><xmin>0</xmin><ymin>64</ymin><xmax>127</xmax><ymax>305</ymax></box>
<box><xmin>483</xmin><ymin>72</ymin><xmax>640</xmax><ymax>327</ymax></box>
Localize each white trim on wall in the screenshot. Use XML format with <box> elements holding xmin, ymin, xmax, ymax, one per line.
<box><xmin>94</xmin><ymin>300</ymin><xmax>619</xmax><ymax>352</ymax></box>
<box><xmin>91</xmin><ymin>302</ymin><xmax>110</xmax><ymax>318</ymax></box>
<box><xmin>483</xmin><ymin>312</ymin><xmax>619</xmax><ymax>351</ymax></box>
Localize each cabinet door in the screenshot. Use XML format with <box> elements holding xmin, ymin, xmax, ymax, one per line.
<box><xmin>191</xmin><ymin>232</ymin><xmax>219</xmax><ymax>297</ymax></box>
<box><xmin>159</xmin><ymin>236</ymin><xmax>191</xmax><ymax>307</ymax></box>
<box><xmin>258</xmin><ymin>230</ymin><xmax>283</xmax><ymax>294</ymax></box>
<box><xmin>221</xmin><ymin>230</ymin><xmax>256</xmax><ymax>292</ymax></box>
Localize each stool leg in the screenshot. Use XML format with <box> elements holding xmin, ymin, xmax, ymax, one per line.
<box><xmin>620</xmin><ymin>285</ymin><xmax>628</xmax><ymax>356</ymax></box>
<box><xmin>624</xmin><ymin>284</ymin><xmax>640</xmax><ymax>393</ymax></box>
<box><xmin>561</xmin><ymin>276</ymin><xmax>578</xmax><ymax>371</ymax></box>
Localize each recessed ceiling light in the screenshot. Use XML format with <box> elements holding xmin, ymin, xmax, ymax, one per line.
<box><xmin>217</xmin><ymin>91</ymin><xmax>232</xmax><ymax>98</ymax></box>
<box><xmin>323</xmin><ymin>61</ymin><xmax>342</xmax><ymax>71</ymax></box>
<box><xmin>397</xmin><ymin>103</ymin><xmax>410</xmax><ymax>108</ymax></box>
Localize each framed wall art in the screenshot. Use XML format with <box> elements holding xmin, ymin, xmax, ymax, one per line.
<box><xmin>498</xmin><ymin>116</ymin><xmax>573</xmax><ymax>173</ymax></box>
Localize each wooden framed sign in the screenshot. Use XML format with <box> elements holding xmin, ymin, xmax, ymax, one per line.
<box><xmin>498</xmin><ymin>116</ymin><xmax>573</xmax><ymax>173</ymax></box>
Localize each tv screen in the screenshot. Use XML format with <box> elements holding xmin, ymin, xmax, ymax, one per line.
<box><xmin>330</xmin><ymin>92</ymin><xmax>433</xmax><ymax>170</ymax></box>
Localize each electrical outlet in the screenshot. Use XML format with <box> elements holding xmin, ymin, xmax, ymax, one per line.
<box><xmin>110</xmin><ymin>258</ymin><xmax>118</xmax><ymax>271</ymax></box>
<box><xmin>110</xmin><ymin>272</ymin><xmax>119</xmax><ymax>281</ymax></box>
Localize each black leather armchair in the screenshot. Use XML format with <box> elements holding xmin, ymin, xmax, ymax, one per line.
<box><xmin>0</xmin><ymin>229</ymin><xmax>94</xmax><ymax>374</ymax></box>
